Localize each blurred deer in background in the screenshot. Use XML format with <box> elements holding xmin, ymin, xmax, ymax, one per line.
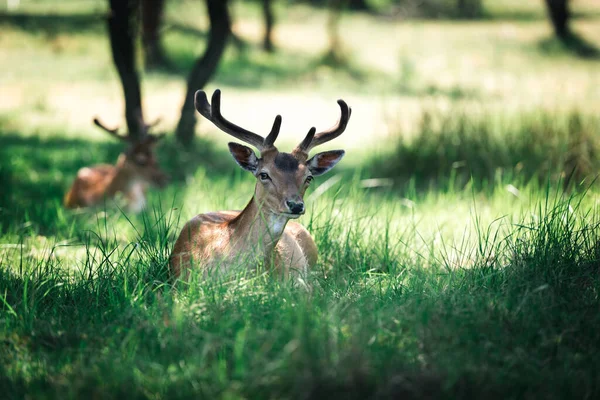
<box><xmin>170</xmin><ymin>89</ymin><xmax>351</xmax><ymax>283</ymax></box>
<box><xmin>64</xmin><ymin>117</ymin><xmax>169</xmax><ymax>213</ymax></box>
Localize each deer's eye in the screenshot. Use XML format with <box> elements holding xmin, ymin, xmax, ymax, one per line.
<box><xmin>259</xmin><ymin>172</ymin><xmax>270</xmax><ymax>181</ymax></box>
<box><xmin>305</xmin><ymin>176</ymin><xmax>313</xmax><ymax>185</ymax></box>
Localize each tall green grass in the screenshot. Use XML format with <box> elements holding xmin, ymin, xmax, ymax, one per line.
<box><xmin>1</xmin><ymin>183</ymin><xmax>599</xmax><ymax>398</ymax></box>
<box><xmin>369</xmin><ymin>107</ymin><xmax>600</xmax><ymax>193</ymax></box>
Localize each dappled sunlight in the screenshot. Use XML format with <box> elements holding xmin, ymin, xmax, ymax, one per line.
<box><xmin>2</xmin><ymin>0</ymin><xmax>600</xmax><ymax>398</ymax></box>
<box><xmin>2</xmin><ymin>1</ymin><xmax>599</xmax><ymax>150</ymax></box>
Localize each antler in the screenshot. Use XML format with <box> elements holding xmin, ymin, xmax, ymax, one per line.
<box><xmin>93</xmin><ymin>114</ymin><xmax>162</xmax><ymax>143</ymax></box>
<box><xmin>293</xmin><ymin>99</ymin><xmax>352</xmax><ymax>156</ymax></box>
<box><xmin>143</xmin><ymin>117</ymin><xmax>162</xmax><ymax>132</ymax></box>
<box><xmin>194</xmin><ymin>89</ymin><xmax>282</xmax><ymax>152</ymax></box>
<box><xmin>93</xmin><ymin>117</ymin><xmax>128</xmax><ymax>142</ymax></box>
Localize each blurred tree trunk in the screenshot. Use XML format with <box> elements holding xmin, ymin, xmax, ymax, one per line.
<box><xmin>545</xmin><ymin>0</ymin><xmax>570</xmax><ymax>39</ymax></box>
<box><xmin>176</xmin><ymin>0</ymin><xmax>231</xmax><ymax>145</ymax></box>
<box><xmin>262</xmin><ymin>0</ymin><xmax>275</xmax><ymax>52</ymax></box>
<box><xmin>107</xmin><ymin>0</ymin><xmax>144</xmax><ymax>141</ymax></box>
<box><xmin>141</xmin><ymin>0</ymin><xmax>168</xmax><ymax>69</ymax></box>
<box><xmin>324</xmin><ymin>0</ymin><xmax>348</xmax><ymax>65</ymax></box>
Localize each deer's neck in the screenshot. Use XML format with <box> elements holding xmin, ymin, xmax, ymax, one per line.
<box><xmin>228</xmin><ymin>197</ymin><xmax>290</xmax><ymax>262</ymax></box>
<box><xmin>105</xmin><ymin>155</ymin><xmax>143</xmax><ymax>197</ymax></box>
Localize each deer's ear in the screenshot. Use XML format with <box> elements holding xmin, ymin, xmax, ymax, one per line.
<box><xmin>228</xmin><ymin>142</ymin><xmax>259</xmax><ymax>172</ymax></box>
<box><xmin>307</xmin><ymin>150</ymin><xmax>345</xmax><ymax>176</ymax></box>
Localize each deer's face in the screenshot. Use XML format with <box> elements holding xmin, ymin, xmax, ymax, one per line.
<box><xmin>228</xmin><ymin>143</ymin><xmax>344</xmax><ymax>218</ymax></box>
<box><xmin>192</xmin><ymin>89</ymin><xmax>351</xmax><ymax>217</ymax></box>
<box><xmin>123</xmin><ymin>136</ymin><xmax>170</xmax><ymax>188</ymax></box>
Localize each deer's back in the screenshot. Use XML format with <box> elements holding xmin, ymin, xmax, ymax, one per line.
<box><xmin>64</xmin><ymin>164</ymin><xmax>116</xmax><ymax>208</ymax></box>
<box><xmin>169</xmin><ymin>211</ymin><xmax>238</xmax><ymax>279</ymax></box>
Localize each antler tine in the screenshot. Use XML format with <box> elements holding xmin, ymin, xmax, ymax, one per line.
<box><xmin>195</xmin><ymin>89</ymin><xmax>278</xmax><ymax>151</ymax></box>
<box><xmin>143</xmin><ymin>118</ymin><xmax>165</xmax><ymax>142</ymax></box>
<box><xmin>93</xmin><ymin>117</ymin><xmax>128</xmax><ymax>142</ymax></box>
<box><xmin>294</xmin><ymin>127</ymin><xmax>316</xmax><ymax>157</ymax></box>
<box><xmin>295</xmin><ymin>100</ymin><xmax>351</xmax><ymax>154</ymax></box>
<box><xmin>194</xmin><ymin>90</ymin><xmax>213</xmax><ymax>120</ymax></box>
<box><xmin>142</xmin><ymin>117</ymin><xmax>162</xmax><ymax>135</ymax></box>
<box><xmin>264</xmin><ymin>115</ymin><xmax>282</xmax><ymax>148</ymax></box>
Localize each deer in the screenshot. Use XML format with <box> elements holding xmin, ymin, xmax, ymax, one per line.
<box><xmin>64</xmin><ymin>117</ymin><xmax>169</xmax><ymax>213</ymax></box>
<box><xmin>169</xmin><ymin>89</ymin><xmax>351</xmax><ymax>283</ymax></box>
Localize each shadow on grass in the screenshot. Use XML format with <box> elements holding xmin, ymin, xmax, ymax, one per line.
<box><xmin>165</xmin><ymin>42</ymin><xmax>377</xmax><ymax>90</ymax></box>
<box><xmin>160</xmin><ymin>22</ymin><xmax>380</xmax><ymax>89</ymax></box>
<box><xmin>0</xmin><ymin>134</ymin><xmax>120</xmax><ymax>233</ymax></box>
<box><xmin>0</xmin><ymin>130</ymin><xmax>235</xmax><ymax>234</ymax></box>
<box><xmin>482</xmin><ymin>9</ymin><xmax>600</xmax><ymax>22</ymax></box>
<box><xmin>538</xmin><ymin>32</ymin><xmax>600</xmax><ymax>60</ymax></box>
<box><xmin>376</xmin><ymin>6</ymin><xmax>600</xmax><ymax>22</ymax></box>
<box><xmin>0</xmin><ymin>12</ymin><xmax>105</xmax><ymax>35</ymax></box>
<box><xmin>2</xmin><ymin>10</ymin><xmax>387</xmax><ymax>91</ymax></box>
<box><xmin>397</xmin><ymin>83</ymin><xmax>481</xmax><ymax>100</ymax></box>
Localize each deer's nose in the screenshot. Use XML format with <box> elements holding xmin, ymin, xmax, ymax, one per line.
<box><xmin>286</xmin><ymin>199</ymin><xmax>305</xmax><ymax>214</ymax></box>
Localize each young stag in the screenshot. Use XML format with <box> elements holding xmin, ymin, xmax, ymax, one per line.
<box><xmin>169</xmin><ymin>89</ymin><xmax>351</xmax><ymax>281</ymax></box>
<box><xmin>64</xmin><ymin>118</ymin><xmax>169</xmax><ymax>213</ymax></box>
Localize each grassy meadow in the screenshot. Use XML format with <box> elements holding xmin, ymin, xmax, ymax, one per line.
<box><xmin>1</xmin><ymin>0</ymin><xmax>600</xmax><ymax>398</ymax></box>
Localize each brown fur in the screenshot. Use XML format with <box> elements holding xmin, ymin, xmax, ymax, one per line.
<box><xmin>169</xmin><ymin>206</ymin><xmax>318</xmax><ymax>280</ymax></box>
<box><xmin>170</xmin><ymin>149</ymin><xmax>319</xmax><ymax>281</ymax></box>
<box><xmin>64</xmin><ymin>141</ymin><xmax>168</xmax><ymax>212</ymax></box>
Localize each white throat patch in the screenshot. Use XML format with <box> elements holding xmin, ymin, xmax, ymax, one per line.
<box><xmin>127</xmin><ymin>182</ymin><xmax>146</xmax><ymax>213</ymax></box>
<box><xmin>268</xmin><ymin>215</ymin><xmax>287</xmax><ymax>237</ymax></box>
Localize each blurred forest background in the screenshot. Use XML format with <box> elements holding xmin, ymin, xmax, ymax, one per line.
<box><xmin>1</xmin><ymin>0</ymin><xmax>600</xmax><ymax>192</ymax></box>
<box><xmin>2</xmin><ymin>1</ymin><xmax>600</xmax><ymax>398</ymax></box>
